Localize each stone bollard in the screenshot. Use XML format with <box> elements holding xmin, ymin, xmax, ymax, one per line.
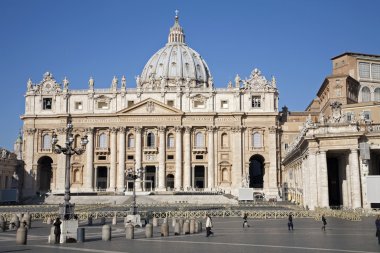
<box><xmin>112</xmin><ymin>216</ymin><xmax>117</xmax><ymax>225</ymax></box>
<box><xmin>145</xmin><ymin>224</ymin><xmax>153</xmax><ymax>238</ymax></box>
<box><xmin>77</xmin><ymin>227</ymin><xmax>85</xmax><ymax>243</ymax></box>
<box><xmin>100</xmin><ymin>217</ymin><xmax>106</xmax><ymax>225</ymax></box>
<box><xmin>16</xmin><ymin>227</ymin><xmax>27</xmax><ymax>245</ymax></box>
<box><xmin>172</xmin><ymin>218</ymin><xmax>176</xmax><ymax>227</ymax></box>
<box><xmin>0</xmin><ymin>216</ymin><xmax>5</xmax><ymax>232</ymax></box>
<box><xmin>183</xmin><ymin>220</ymin><xmax>190</xmax><ymax>235</ymax></box>
<box><xmin>126</xmin><ymin>224</ymin><xmax>134</xmax><ymax>239</ymax></box>
<box><xmin>49</xmin><ymin>226</ymin><xmax>55</xmax><ymax>244</ymax></box>
<box><xmin>87</xmin><ymin>216</ymin><xmax>93</xmax><ymax>226</ymax></box>
<box><xmin>152</xmin><ymin>217</ymin><xmax>158</xmax><ymax>227</ymax></box>
<box><xmin>160</xmin><ymin>222</ymin><xmax>169</xmax><ymax>237</ymax></box>
<box><xmin>174</xmin><ymin>222</ymin><xmax>180</xmax><ymax>235</ymax></box>
<box><xmin>178</xmin><ymin>219</ymin><xmax>184</xmax><ymax>234</ymax></box>
<box><xmin>46</xmin><ymin>217</ymin><xmax>52</xmax><ymax>225</ymax></box>
<box><xmin>190</xmin><ymin>219</ymin><xmax>195</xmax><ymax>234</ymax></box>
<box><xmin>102</xmin><ymin>225</ymin><xmax>111</xmax><ymax>241</ymax></box>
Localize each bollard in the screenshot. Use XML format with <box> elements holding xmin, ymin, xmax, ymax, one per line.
<box><xmin>152</xmin><ymin>217</ymin><xmax>158</xmax><ymax>227</ymax></box>
<box><xmin>183</xmin><ymin>220</ymin><xmax>190</xmax><ymax>235</ymax></box>
<box><xmin>100</xmin><ymin>217</ymin><xmax>106</xmax><ymax>225</ymax></box>
<box><xmin>48</xmin><ymin>226</ymin><xmax>55</xmax><ymax>244</ymax></box>
<box><xmin>46</xmin><ymin>217</ymin><xmax>52</xmax><ymax>225</ymax></box>
<box><xmin>126</xmin><ymin>224</ymin><xmax>134</xmax><ymax>239</ymax></box>
<box><xmin>77</xmin><ymin>227</ymin><xmax>85</xmax><ymax>243</ymax></box>
<box><xmin>160</xmin><ymin>223</ymin><xmax>169</xmax><ymax>237</ymax></box>
<box><xmin>174</xmin><ymin>222</ymin><xmax>180</xmax><ymax>235</ymax></box>
<box><xmin>87</xmin><ymin>216</ymin><xmax>93</xmax><ymax>226</ymax></box>
<box><xmin>145</xmin><ymin>224</ymin><xmax>153</xmax><ymax>238</ymax></box>
<box><xmin>16</xmin><ymin>227</ymin><xmax>27</xmax><ymax>245</ymax></box>
<box><xmin>102</xmin><ymin>225</ymin><xmax>111</xmax><ymax>241</ymax></box>
<box><xmin>0</xmin><ymin>216</ymin><xmax>5</xmax><ymax>232</ymax></box>
<box><xmin>190</xmin><ymin>219</ymin><xmax>195</xmax><ymax>234</ymax></box>
<box><xmin>112</xmin><ymin>216</ymin><xmax>117</xmax><ymax>225</ymax></box>
<box><xmin>172</xmin><ymin>218</ymin><xmax>176</xmax><ymax>227</ymax></box>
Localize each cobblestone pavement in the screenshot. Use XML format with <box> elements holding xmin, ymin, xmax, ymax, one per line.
<box><xmin>0</xmin><ymin>217</ymin><xmax>378</xmax><ymax>253</ymax></box>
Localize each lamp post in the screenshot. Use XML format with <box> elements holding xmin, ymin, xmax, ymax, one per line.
<box><xmin>52</xmin><ymin>120</ymin><xmax>88</xmax><ymax>220</ymax></box>
<box><xmin>127</xmin><ymin>166</ymin><xmax>144</xmax><ymax>215</ymax></box>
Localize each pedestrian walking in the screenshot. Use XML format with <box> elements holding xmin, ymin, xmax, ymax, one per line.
<box><xmin>205</xmin><ymin>214</ymin><xmax>214</xmax><ymax>237</ymax></box>
<box><xmin>243</xmin><ymin>213</ymin><xmax>250</xmax><ymax>228</ymax></box>
<box><xmin>288</xmin><ymin>213</ymin><xmax>294</xmax><ymax>230</ymax></box>
<box><xmin>321</xmin><ymin>214</ymin><xmax>327</xmax><ymax>231</ymax></box>
<box><xmin>53</xmin><ymin>217</ymin><xmax>62</xmax><ymax>244</ymax></box>
<box><xmin>376</xmin><ymin>215</ymin><xmax>380</xmax><ymax>244</ymax></box>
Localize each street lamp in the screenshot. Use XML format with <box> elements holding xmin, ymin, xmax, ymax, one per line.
<box><xmin>52</xmin><ymin>120</ymin><xmax>88</xmax><ymax>220</ymax></box>
<box><xmin>127</xmin><ymin>166</ymin><xmax>144</xmax><ymax>215</ymax></box>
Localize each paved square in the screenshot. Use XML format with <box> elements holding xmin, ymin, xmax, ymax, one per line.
<box><xmin>0</xmin><ymin>217</ymin><xmax>378</xmax><ymax>253</ymax></box>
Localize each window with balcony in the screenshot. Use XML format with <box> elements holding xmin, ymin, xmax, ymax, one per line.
<box><xmin>195</xmin><ymin>132</ymin><xmax>204</xmax><ymax>148</ymax></box>
<box><xmin>42</xmin><ymin>98</ymin><xmax>52</xmax><ymax>110</ymax></box>
<box><xmin>362</xmin><ymin>86</ymin><xmax>371</xmax><ymax>102</ymax></box>
<box><xmin>167</xmin><ymin>134</ymin><xmax>174</xmax><ymax>148</ymax></box>
<box><xmin>42</xmin><ymin>134</ymin><xmax>51</xmax><ymax>150</ymax></box>
<box><xmin>147</xmin><ymin>133</ymin><xmax>155</xmax><ymax>147</ymax></box>
<box><xmin>252</xmin><ymin>96</ymin><xmax>261</xmax><ymax>108</ymax></box>
<box><xmin>99</xmin><ymin>133</ymin><xmax>107</xmax><ymax>148</ymax></box>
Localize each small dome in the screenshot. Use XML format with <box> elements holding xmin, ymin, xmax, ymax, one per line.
<box><xmin>140</xmin><ymin>13</ymin><xmax>212</xmax><ymax>88</ymax></box>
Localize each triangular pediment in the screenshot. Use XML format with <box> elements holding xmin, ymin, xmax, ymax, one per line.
<box><xmin>117</xmin><ymin>98</ymin><xmax>183</xmax><ymax>115</ymax></box>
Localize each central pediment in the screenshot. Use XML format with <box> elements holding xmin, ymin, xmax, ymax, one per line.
<box><xmin>117</xmin><ymin>98</ymin><xmax>183</xmax><ymax>115</ymax></box>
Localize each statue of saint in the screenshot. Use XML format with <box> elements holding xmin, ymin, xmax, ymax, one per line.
<box><xmin>135</xmin><ymin>75</ymin><xmax>141</xmax><ymax>87</ymax></box>
<box><xmin>235</xmin><ymin>74</ymin><xmax>241</xmax><ymax>88</ymax></box>
<box><xmin>63</xmin><ymin>77</ymin><xmax>69</xmax><ymax>90</ymax></box>
<box><xmin>27</xmin><ymin>78</ymin><xmax>33</xmax><ymax>91</ymax></box>
<box><xmin>88</xmin><ymin>76</ymin><xmax>94</xmax><ymax>89</ymax></box>
<box><xmin>112</xmin><ymin>76</ymin><xmax>118</xmax><ymax>89</ymax></box>
<box><xmin>121</xmin><ymin>75</ymin><xmax>126</xmax><ymax>88</ymax></box>
<box><xmin>227</xmin><ymin>81</ymin><xmax>232</xmax><ymax>89</ymax></box>
<box><xmin>208</xmin><ymin>76</ymin><xmax>214</xmax><ymax>88</ymax></box>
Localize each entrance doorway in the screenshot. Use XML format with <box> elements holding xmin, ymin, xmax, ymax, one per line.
<box><xmin>37</xmin><ymin>156</ymin><xmax>53</xmax><ymax>192</ymax></box>
<box><xmin>194</xmin><ymin>166</ymin><xmax>205</xmax><ymax>189</ymax></box>
<box><xmin>327</xmin><ymin>157</ymin><xmax>341</xmax><ymax>206</ymax></box>
<box><xmin>249</xmin><ymin>155</ymin><xmax>265</xmax><ymax>188</ymax></box>
<box><xmin>166</xmin><ymin>174</ymin><xmax>174</xmax><ymax>190</ymax></box>
<box><xmin>145</xmin><ymin>166</ymin><xmax>156</xmax><ymax>190</ymax></box>
<box><xmin>97</xmin><ymin>166</ymin><xmax>108</xmax><ymax>190</ymax></box>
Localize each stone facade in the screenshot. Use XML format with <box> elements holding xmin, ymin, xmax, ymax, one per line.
<box><xmin>21</xmin><ymin>15</ymin><xmax>280</xmax><ymax>197</ymax></box>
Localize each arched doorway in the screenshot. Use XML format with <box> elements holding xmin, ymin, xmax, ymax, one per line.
<box><xmin>37</xmin><ymin>156</ymin><xmax>53</xmax><ymax>192</ymax></box>
<box><xmin>249</xmin><ymin>155</ymin><xmax>265</xmax><ymax>188</ymax></box>
<box><xmin>166</xmin><ymin>174</ymin><xmax>174</xmax><ymax>190</ymax></box>
<box><xmin>96</xmin><ymin>166</ymin><xmax>108</xmax><ymax>190</ymax></box>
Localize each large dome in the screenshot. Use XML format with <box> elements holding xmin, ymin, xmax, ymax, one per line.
<box><xmin>139</xmin><ymin>14</ymin><xmax>212</xmax><ymax>88</ymax></box>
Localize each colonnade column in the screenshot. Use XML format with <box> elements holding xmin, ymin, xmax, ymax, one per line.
<box><xmin>117</xmin><ymin>127</ymin><xmax>126</xmax><ymax>192</ymax></box>
<box><xmin>109</xmin><ymin>127</ymin><xmax>117</xmax><ymax>191</ymax></box>
<box><xmin>183</xmin><ymin>126</ymin><xmax>191</xmax><ymax>190</ymax></box>
<box><xmin>135</xmin><ymin>127</ymin><xmax>142</xmax><ymax>191</ymax></box>
<box><xmin>158</xmin><ymin>126</ymin><xmax>166</xmax><ymax>191</ymax></box>
<box><xmin>174</xmin><ymin>126</ymin><xmax>183</xmax><ymax>190</ymax></box>
<box><xmin>24</xmin><ymin>128</ymin><xmax>36</xmax><ymax>195</ymax></box>
<box><xmin>349</xmin><ymin>148</ymin><xmax>362</xmax><ymax>208</ymax></box>
<box><xmin>56</xmin><ymin>128</ymin><xmax>66</xmax><ymax>192</ymax></box>
<box><xmin>232</xmin><ymin>126</ymin><xmax>242</xmax><ymax>191</ymax></box>
<box><xmin>207</xmin><ymin>126</ymin><xmax>214</xmax><ymax>190</ymax></box>
<box><xmin>318</xmin><ymin>150</ymin><xmax>329</xmax><ymax>207</ymax></box>
<box><xmin>85</xmin><ymin>127</ymin><xmax>94</xmax><ymax>191</ymax></box>
<box><xmin>268</xmin><ymin>127</ymin><xmax>278</xmax><ymax>194</ymax></box>
<box><xmin>308</xmin><ymin>149</ymin><xmax>318</xmax><ymax>210</ymax></box>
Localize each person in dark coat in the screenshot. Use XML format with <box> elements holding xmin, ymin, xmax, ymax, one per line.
<box><xmin>288</xmin><ymin>213</ymin><xmax>294</xmax><ymax>230</ymax></box>
<box><xmin>243</xmin><ymin>213</ymin><xmax>250</xmax><ymax>228</ymax></box>
<box><xmin>376</xmin><ymin>215</ymin><xmax>380</xmax><ymax>244</ymax></box>
<box><xmin>53</xmin><ymin>217</ymin><xmax>62</xmax><ymax>244</ymax></box>
<box><xmin>322</xmin><ymin>214</ymin><xmax>327</xmax><ymax>231</ymax></box>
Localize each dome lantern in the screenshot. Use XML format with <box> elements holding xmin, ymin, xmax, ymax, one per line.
<box><xmin>168</xmin><ymin>10</ymin><xmax>185</xmax><ymax>44</ymax></box>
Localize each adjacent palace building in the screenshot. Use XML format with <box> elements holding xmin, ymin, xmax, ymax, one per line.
<box><xmin>18</xmin><ymin>14</ymin><xmax>380</xmax><ymax>209</ymax></box>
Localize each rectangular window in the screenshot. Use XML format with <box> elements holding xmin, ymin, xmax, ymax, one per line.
<box><xmin>371</xmin><ymin>63</ymin><xmax>380</xmax><ymax>80</ymax></box>
<box><xmin>363</xmin><ymin>111</ymin><xmax>371</xmax><ymax>121</ymax></box>
<box><xmin>43</xmin><ymin>98</ymin><xmax>52</xmax><ymax>110</ymax></box>
<box><xmin>221</xmin><ymin>100</ymin><xmax>228</xmax><ymax>109</ymax></box>
<box><xmin>346</xmin><ymin>112</ymin><xmax>353</xmax><ymax>122</ymax></box>
<box><xmin>75</xmin><ymin>101</ymin><xmax>83</xmax><ymax>110</ymax></box>
<box><xmin>167</xmin><ymin>155</ymin><xmax>174</xmax><ymax>160</ymax></box>
<box><xmin>359</xmin><ymin>62</ymin><xmax>370</xmax><ymax>78</ymax></box>
<box><xmin>284</xmin><ymin>143</ymin><xmax>288</xmax><ymax>150</ymax></box>
<box><xmin>127</xmin><ymin>155</ymin><xmax>134</xmax><ymax>160</ymax></box>
<box><xmin>196</xmin><ymin>155</ymin><xmax>203</xmax><ymax>160</ymax></box>
<box><xmin>97</xmin><ymin>101</ymin><xmax>109</xmax><ymax>109</ymax></box>
<box><xmin>252</xmin><ymin>96</ymin><xmax>261</xmax><ymax>108</ymax></box>
<box><xmin>127</xmin><ymin>101</ymin><xmax>134</xmax><ymax>107</ymax></box>
<box><xmin>194</xmin><ymin>100</ymin><xmax>205</xmax><ymax>109</ymax></box>
<box><xmin>167</xmin><ymin>100</ymin><xmax>174</xmax><ymax>106</ymax></box>
<box><xmin>98</xmin><ymin>156</ymin><xmax>107</xmax><ymax>160</ymax></box>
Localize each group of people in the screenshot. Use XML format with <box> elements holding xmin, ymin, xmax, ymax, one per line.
<box><xmin>287</xmin><ymin>213</ymin><xmax>327</xmax><ymax>231</ymax></box>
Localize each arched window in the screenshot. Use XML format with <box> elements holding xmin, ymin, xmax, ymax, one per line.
<box><xmin>374</xmin><ymin>88</ymin><xmax>380</xmax><ymax>102</ymax></box>
<box><xmin>195</xmin><ymin>132</ymin><xmax>204</xmax><ymax>148</ymax></box>
<box><xmin>252</xmin><ymin>132</ymin><xmax>262</xmax><ymax>148</ymax></box>
<box><xmin>221</xmin><ymin>133</ymin><xmax>228</xmax><ymax>148</ymax></box>
<box><xmin>167</xmin><ymin>134</ymin><xmax>174</xmax><ymax>148</ymax></box>
<box><xmin>99</xmin><ymin>133</ymin><xmax>107</xmax><ymax>148</ymax></box>
<box><xmin>147</xmin><ymin>132</ymin><xmax>155</xmax><ymax>147</ymax></box>
<box><xmin>362</xmin><ymin>86</ymin><xmax>371</xmax><ymax>102</ymax></box>
<box><xmin>128</xmin><ymin>134</ymin><xmax>135</xmax><ymax>148</ymax></box>
<box><xmin>42</xmin><ymin>134</ymin><xmax>51</xmax><ymax>149</ymax></box>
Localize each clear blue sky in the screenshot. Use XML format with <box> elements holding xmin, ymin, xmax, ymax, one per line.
<box><xmin>0</xmin><ymin>0</ymin><xmax>379</xmax><ymax>150</ymax></box>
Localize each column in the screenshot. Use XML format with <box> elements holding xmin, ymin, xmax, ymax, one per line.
<box><xmin>232</xmin><ymin>126</ymin><xmax>242</xmax><ymax>191</ymax></box>
<box><xmin>109</xmin><ymin>127</ymin><xmax>117</xmax><ymax>191</ymax></box>
<box><xmin>268</xmin><ymin>127</ymin><xmax>278</xmax><ymax>194</ymax></box>
<box><xmin>135</xmin><ymin>127</ymin><xmax>142</xmax><ymax>191</ymax></box>
<box><xmin>117</xmin><ymin>127</ymin><xmax>126</xmax><ymax>192</ymax></box>
<box><xmin>183</xmin><ymin>127</ymin><xmax>191</xmax><ymax>190</ymax></box>
<box><xmin>158</xmin><ymin>126</ymin><xmax>166</xmax><ymax>191</ymax></box>
<box><xmin>301</xmin><ymin>157</ymin><xmax>309</xmax><ymax>208</ymax></box>
<box><xmin>174</xmin><ymin>126</ymin><xmax>182</xmax><ymax>190</ymax></box>
<box><xmin>56</xmin><ymin>128</ymin><xmax>66</xmax><ymax>193</ymax></box>
<box><xmin>349</xmin><ymin>148</ymin><xmax>362</xmax><ymax>208</ymax></box>
<box><xmin>308</xmin><ymin>150</ymin><xmax>318</xmax><ymax>210</ymax></box>
<box><xmin>84</xmin><ymin>127</ymin><xmax>94</xmax><ymax>191</ymax></box>
<box><xmin>24</xmin><ymin>128</ymin><xmax>36</xmax><ymax>196</ymax></box>
<box><xmin>318</xmin><ymin>150</ymin><xmax>329</xmax><ymax>207</ymax></box>
<box><xmin>207</xmin><ymin>126</ymin><xmax>214</xmax><ymax>190</ymax></box>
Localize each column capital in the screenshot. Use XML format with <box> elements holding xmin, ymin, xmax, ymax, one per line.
<box><xmin>134</xmin><ymin>126</ymin><xmax>142</xmax><ymax>133</ymax></box>
<box><xmin>231</xmin><ymin>126</ymin><xmax>244</xmax><ymax>132</ymax></box>
<box><xmin>56</xmin><ymin>127</ymin><xmax>66</xmax><ymax>134</ymax></box>
<box><xmin>184</xmin><ymin>126</ymin><xmax>192</xmax><ymax>134</ymax></box>
<box><xmin>85</xmin><ymin>127</ymin><xmax>94</xmax><ymax>134</ymax></box>
<box><xmin>174</xmin><ymin>126</ymin><xmax>183</xmax><ymax>132</ymax></box>
<box><xmin>110</xmin><ymin>127</ymin><xmax>118</xmax><ymax>134</ymax></box>
<box><xmin>118</xmin><ymin>126</ymin><xmax>126</xmax><ymax>133</ymax></box>
<box><xmin>268</xmin><ymin>126</ymin><xmax>277</xmax><ymax>133</ymax></box>
<box><xmin>207</xmin><ymin>126</ymin><xmax>216</xmax><ymax>132</ymax></box>
<box><xmin>158</xmin><ymin>126</ymin><xmax>166</xmax><ymax>132</ymax></box>
<box><xmin>25</xmin><ymin>128</ymin><xmax>36</xmax><ymax>135</ymax></box>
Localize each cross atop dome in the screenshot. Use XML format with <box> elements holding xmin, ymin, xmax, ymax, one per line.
<box><xmin>168</xmin><ymin>10</ymin><xmax>185</xmax><ymax>44</ymax></box>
